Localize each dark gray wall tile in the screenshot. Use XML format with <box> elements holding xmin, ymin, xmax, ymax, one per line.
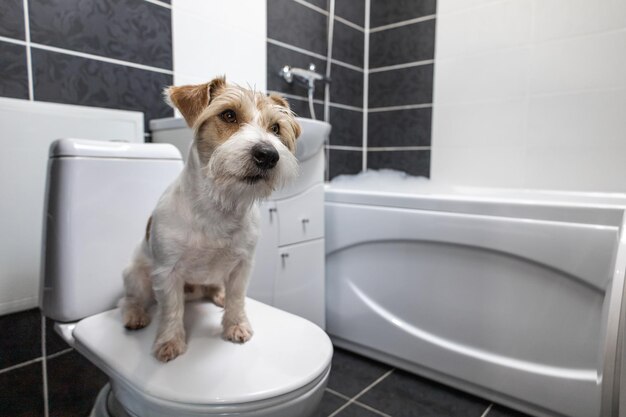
<box><xmin>267</xmin><ymin>43</ymin><xmax>327</xmax><ymax>101</ymax></box>
<box><xmin>367</xmin><ymin>149</ymin><xmax>430</xmax><ymax>176</ymax></box>
<box><xmin>330</xmin><ymin>64</ymin><xmax>363</xmax><ymax>107</ymax></box>
<box><xmin>370</xmin><ymin>0</ymin><xmax>437</xmax><ymax>28</ymax></box>
<box><xmin>368</xmin><ymin>108</ymin><xmax>431</xmax><ymax>147</ymax></box>
<box><xmin>0</xmin><ymin>0</ymin><xmax>25</xmax><ymax>40</ymax></box>
<box><xmin>333</xmin><ymin>20</ymin><xmax>364</xmax><ymax>68</ymax></box>
<box><xmin>268</xmin><ymin>0</ymin><xmax>328</xmax><ymax>57</ymax></box>
<box><xmin>0</xmin><ymin>361</ymin><xmax>44</xmax><ymax>417</ymax></box>
<box><xmin>32</xmin><ymin>49</ymin><xmax>173</xmax><ymax>131</ymax></box>
<box><xmin>303</xmin><ymin>0</ymin><xmax>328</xmax><ymax>10</ymax></box>
<box><xmin>29</xmin><ymin>0</ymin><xmax>172</xmax><ymax>69</ymax></box>
<box><xmin>48</xmin><ymin>350</ymin><xmax>108</xmax><ymax>417</ymax></box>
<box><xmin>0</xmin><ymin>308</ymin><xmax>40</xmax><ymax>369</ymax></box>
<box><xmin>288</xmin><ymin>98</ymin><xmax>324</xmax><ymax>120</ymax></box>
<box><xmin>368</xmin><ymin>64</ymin><xmax>433</xmax><ymax>108</ymax></box>
<box><xmin>329</xmin><ymin>149</ymin><xmax>362</xmax><ymax>179</ymax></box>
<box><xmin>335</xmin><ymin>0</ymin><xmax>365</xmax><ymax>27</ymax></box>
<box><xmin>0</xmin><ymin>41</ymin><xmax>29</xmax><ymax>100</ymax></box>
<box><xmin>330</xmin><ymin>107</ymin><xmax>363</xmax><ymax>147</ymax></box>
<box><xmin>369</xmin><ymin>20</ymin><xmax>435</xmax><ymax>68</ymax></box>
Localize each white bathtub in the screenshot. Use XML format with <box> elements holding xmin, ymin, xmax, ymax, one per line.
<box><xmin>325</xmin><ymin>182</ymin><xmax>626</xmax><ymax>417</ymax></box>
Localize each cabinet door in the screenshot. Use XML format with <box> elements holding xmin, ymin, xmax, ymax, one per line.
<box><xmin>247</xmin><ymin>201</ymin><xmax>278</xmax><ymax>304</ymax></box>
<box><xmin>276</xmin><ymin>184</ymin><xmax>324</xmax><ymax>246</ymax></box>
<box><xmin>275</xmin><ymin>239</ymin><xmax>325</xmax><ymax>329</ymax></box>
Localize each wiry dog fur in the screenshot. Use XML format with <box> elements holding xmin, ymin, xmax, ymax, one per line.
<box><xmin>119</xmin><ymin>76</ymin><xmax>300</xmax><ymax>362</ymax></box>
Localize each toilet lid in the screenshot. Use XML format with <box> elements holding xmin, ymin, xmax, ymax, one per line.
<box><xmin>72</xmin><ymin>298</ymin><xmax>332</xmax><ymax>407</ymax></box>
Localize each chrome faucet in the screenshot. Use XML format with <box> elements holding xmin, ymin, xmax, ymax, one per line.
<box><xmin>278</xmin><ymin>64</ymin><xmax>330</xmax><ymax>120</ymax></box>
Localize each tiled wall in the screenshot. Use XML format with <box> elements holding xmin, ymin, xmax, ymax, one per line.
<box><xmin>266</xmin><ymin>0</ymin><xmax>436</xmax><ymax>179</ymax></box>
<box><xmin>0</xmin><ymin>0</ymin><xmax>173</xmax><ymax>135</ymax></box>
<box><xmin>431</xmin><ymin>0</ymin><xmax>626</xmax><ymax>192</ymax></box>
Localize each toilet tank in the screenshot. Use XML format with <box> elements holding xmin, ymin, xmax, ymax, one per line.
<box><xmin>40</xmin><ymin>139</ymin><xmax>183</xmax><ymax>322</ymax></box>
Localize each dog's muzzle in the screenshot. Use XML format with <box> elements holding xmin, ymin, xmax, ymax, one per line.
<box><xmin>251</xmin><ymin>143</ymin><xmax>279</xmax><ymax>170</ymax></box>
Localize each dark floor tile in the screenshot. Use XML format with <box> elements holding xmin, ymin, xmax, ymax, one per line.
<box><xmin>0</xmin><ymin>0</ymin><xmax>25</xmax><ymax>40</ymax></box>
<box><xmin>370</xmin><ymin>19</ymin><xmax>436</xmax><ymax>69</ymax></box>
<box><xmin>48</xmin><ymin>350</ymin><xmax>108</xmax><ymax>417</ymax></box>
<box><xmin>329</xmin><ymin>149</ymin><xmax>362</xmax><ymax>179</ymax></box>
<box><xmin>488</xmin><ymin>404</ymin><xmax>532</xmax><ymax>417</ymax></box>
<box><xmin>370</xmin><ymin>0</ymin><xmax>437</xmax><ymax>28</ymax></box>
<box><xmin>46</xmin><ymin>317</ymin><xmax>70</xmax><ymax>355</ymax></box>
<box><xmin>315</xmin><ymin>390</ymin><xmax>348</xmax><ymax>417</ymax></box>
<box><xmin>288</xmin><ymin>97</ymin><xmax>325</xmax><ymax>120</ymax></box>
<box><xmin>29</xmin><ymin>0</ymin><xmax>172</xmax><ymax>69</ymax></box>
<box><xmin>268</xmin><ymin>0</ymin><xmax>328</xmax><ymax>57</ymax></box>
<box><xmin>368</xmin><ymin>107</ymin><xmax>431</xmax><ymax>147</ymax></box>
<box><xmin>335</xmin><ymin>0</ymin><xmax>365</xmax><ymax>27</ymax></box>
<box><xmin>329</xmin><ymin>64</ymin><xmax>363</xmax><ymax>108</ymax></box>
<box><xmin>0</xmin><ymin>41</ymin><xmax>29</xmax><ymax>100</ymax></box>
<box><xmin>0</xmin><ymin>308</ymin><xmax>41</xmax><ymax>370</ymax></box>
<box><xmin>267</xmin><ymin>42</ymin><xmax>327</xmax><ymax>102</ymax></box>
<box><xmin>32</xmin><ymin>48</ymin><xmax>173</xmax><ymax>132</ymax></box>
<box><xmin>368</xmin><ymin>64</ymin><xmax>433</xmax><ymax>108</ymax></box>
<box><xmin>330</xmin><ymin>107</ymin><xmax>363</xmax><ymax>147</ymax></box>
<box><xmin>336</xmin><ymin>402</ymin><xmax>383</xmax><ymax>417</ymax></box>
<box><xmin>333</xmin><ymin>20</ymin><xmax>364</xmax><ymax>68</ymax></box>
<box><xmin>0</xmin><ymin>361</ymin><xmax>44</xmax><ymax>417</ymax></box>
<box><xmin>367</xmin><ymin>149</ymin><xmax>430</xmax><ymax>177</ymax></box>
<box><xmin>359</xmin><ymin>369</ymin><xmax>489</xmax><ymax>417</ymax></box>
<box><xmin>327</xmin><ymin>348</ymin><xmax>392</xmax><ymax>397</ymax></box>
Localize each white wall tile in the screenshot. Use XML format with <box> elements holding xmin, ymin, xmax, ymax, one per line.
<box><xmin>436</xmin><ymin>0</ymin><xmax>531</xmax><ymax>60</ymax></box>
<box><xmin>530</xmin><ymin>30</ymin><xmax>626</xmax><ymax>95</ymax></box>
<box><xmin>532</xmin><ymin>0</ymin><xmax>626</xmax><ymax>42</ymax></box>
<box><xmin>527</xmin><ymin>89</ymin><xmax>626</xmax><ymax>148</ymax></box>
<box><xmin>432</xmin><ymin>99</ymin><xmax>527</xmax><ymax>148</ymax></box>
<box><xmin>172</xmin><ymin>2</ymin><xmax>267</xmax><ymax>90</ymax></box>
<box><xmin>434</xmin><ymin>47</ymin><xmax>529</xmax><ymax>105</ymax></box>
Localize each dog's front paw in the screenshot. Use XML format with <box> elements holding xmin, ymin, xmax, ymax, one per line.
<box><xmin>123</xmin><ymin>308</ymin><xmax>150</xmax><ymax>330</ymax></box>
<box><xmin>223</xmin><ymin>322</ymin><xmax>253</xmax><ymax>343</ymax></box>
<box><xmin>153</xmin><ymin>338</ymin><xmax>187</xmax><ymax>362</ymax></box>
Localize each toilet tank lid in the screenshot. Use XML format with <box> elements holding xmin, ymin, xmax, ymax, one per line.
<box><xmin>49</xmin><ymin>138</ymin><xmax>182</xmax><ymax>160</ymax></box>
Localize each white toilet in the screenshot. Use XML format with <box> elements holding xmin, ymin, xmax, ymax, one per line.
<box><xmin>39</xmin><ymin>138</ymin><xmax>333</xmax><ymax>417</ymax></box>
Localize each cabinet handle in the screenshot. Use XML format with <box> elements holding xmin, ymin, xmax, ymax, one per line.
<box><xmin>301</xmin><ymin>218</ymin><xmax>310</xmax><ymax>224</ymax></box>
<box><xmin>281</xmin><ymin>252</ymin><xmax>289</xmax><ymax>267</ymax></box>
<box><xmin>269</xmin><ymin>207</ymin><xmax>277</xmax><ymax>222</ymax></box>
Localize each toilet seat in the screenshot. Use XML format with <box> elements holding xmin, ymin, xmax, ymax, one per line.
<box><xmin>73</xmin><ymin>298</ymin><xmax>333</xmax><ymax>417</ymax></box>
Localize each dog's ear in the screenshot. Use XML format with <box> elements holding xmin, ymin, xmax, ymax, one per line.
<box><xmin>166</xmin><ymin>76</ymin><xmax>227</xmax><ymax>127</ymax></box>
<box><xmin>268</xmin><ymin>93</ymin><xmax>290</xmax><ymax>109</ymax></box>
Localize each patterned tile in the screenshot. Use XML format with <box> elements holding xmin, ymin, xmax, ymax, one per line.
<box><xmin>48</xmin><ymin>350</ymin><xmax>108</xmax><ymax>417</ymax></box>
<box><xmin>0</xmin><ymin>308</ymin><xmax>41</xmax><ymax>370</ymax></box>
<box><xmin>0</xmin><ymin>0</ymin><xmax>25</xmax><ymax>40</ymax></box>
<box><xmin>329</xmin><ymin>149</ymin><xmax>363</xmax><ymax>179</ymax></box>
<box><xmin>359</xmin><ymin>369</ymin><xmax>489</xmax><ymax>417</ymax></box>
<box><xmin>0</xmin><ymin>361</ymin><xmax>44</xmax><ymax>417</ymax></box>
<box><xmin>333</xmin><ymin>20</ymin><xmax>364</xmax><ymax>68</ymax></box>
<box><xmin>367</xmin><ymin>149</ymin><xmax>430</xmax><ymax>176</ymax></box>
<box><xmin>268</xmin><ymin>0</ymin><xmax>328</xmax><ymax>57</ymax></box>
<box><xmin>329</xmin><ymin>64</ymin><xmax>363</xmax><ymax>107</ymax></box>
<box><xmin>368</xmin><ymin>107</ymin><xmax>432</xmax><ymax>147</ymax></box>
<box><xmin>29</xmin><ymin>0</ymin><xmax>172</xmax><ymax>69</ymax></box>
<box><xmin>368</xmin><ymin>64</ymin><xmax>434</xmax><ymax>108</ymax></box>
<box><xmin>267</xmin><ymin>42</ymin><xmax>327</xmax><ymax>102</ymax></box>
<box><xmin>370</xmin><ymin>19</ymin><xmax>436</xmax><ymax>69</ymax></box>
<box><xmin>0</xmin><ymin>41</ymin><xmax>29</xmax><ymax>100</ymax></box>
<box><xmin>370</xmin><ymin>0</ymin><xmax>437</xmax><ymax>28</ymax></box>
<box><xmin>31</xmin><ymin>48</ymin><xmax>173</xmax><ymax>131</ymax></box>
<box><xmin>329</xmin><ymin>107</ymin><xmax>363</xmax><ymax>147</ymax></box>
<box><xmin>335</xmin><ymin>0</ymin><xmax>365</xmax><ymax>27</ymax></box>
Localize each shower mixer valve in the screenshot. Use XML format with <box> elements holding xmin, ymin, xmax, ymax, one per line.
<box><xmin>278</xmin><ymin>64</ymin><xmax>331</xmax><ymax>120</ymax></box>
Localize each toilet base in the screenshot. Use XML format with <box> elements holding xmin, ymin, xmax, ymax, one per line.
<box><xmin>89</xmin><ymin>367</ymin><xmax>329</xmax><ymax>417</ymax></box>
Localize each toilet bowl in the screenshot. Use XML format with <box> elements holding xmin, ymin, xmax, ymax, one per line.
<box><xmin>40</xmin><ymin>139</ymin><xmax>332</xmax><ymax>417</ymax></box>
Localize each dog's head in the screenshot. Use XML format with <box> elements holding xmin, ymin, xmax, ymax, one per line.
<box><xmin>166</xmin><ymin>77</ymin><xmax>300</xmax><ymax>202</ymax></box>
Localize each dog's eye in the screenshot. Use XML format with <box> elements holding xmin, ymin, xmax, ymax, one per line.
<box><xmin>271</xmin><ymin>124</ymin><xmax>280</xmax><ymax>135</ymax></box>
<box><xmin>220</xmin><ymin>109</ymin><xmax>237</xmax><ymax>123</ymax></box>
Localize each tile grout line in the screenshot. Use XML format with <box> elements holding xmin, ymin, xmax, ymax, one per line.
<box><xmin>293</xmin><ymin>0</ymin><xmax>328</xmax><ymax>16</ymax></box>
<box><xmin>369</xmin><ymin>59</ymin><xmax>434</xmax><ymax>73</ymax></box>
<box><xmin>143</xmin><ymin>0</ymin><xmax>171</xmax><ymax>9</ymax></box>
<box><xmin>267</xmin><ymin>91</ymin><xmax>363</xmax><ymax>112</ymax></box>
<box><xmin>480</xmin><ymin>403</ymin><xmax>494</xmax><ymax>417</ymax></box>
<box><xmin>328</xmin><ymin>369</ymin><xmax>394</xmax><ymax>417</ymax></box>
<box><xmin>0</xmin><ymin>356</ymin><xmax>42</xmax><ymax>375</ymax></box>
<box><xmin>334</xmin><ymin>15</ymin><xmax>365</xmax><ymax>32</ymax></box>
<box><xmin>41</xmin><ymin>314</ymin><xmax>49</xmax><ymax>417</ymax></box>
<box><xmin>267</xmin><ymin>38</ymin><xmax>364</xmax><ymax>73</ymax></box>
<box><xmin>369</xmin><ymin>103</ymin><xmax>433</xmax><ymax>112</ymax></box>
<box><xmin>23</xmin><ymin>0</ymin><xmax>33</xmax><ymax>101</ymax></box>
<box><xmin>368</xmin><ymin>146</ymin><xmax>431</xmax><ymax>151</ymax></box>
<box><xmin>362</xmin><ymin>0</ymin><xmax>370</xmax><ymax>172</ymax></box>
<box><xmin>325</xmin><ymin>388</ymin><xmax>351</xmax><ymax>401</ymax></box>
<box><xmin>327</xmin><ymin>145</ymin><xmax>363</xmax><ymax>151</ymax></box>
<box><xmin>351</xmin><ymin>400</ymin><xmax>394</xmax><ymax>417</ymax></box>
<box><xmin>323</xmin><ymin>0</ymin><xmax>336</xmax><ymax>182</ymax></box>
<box><xmin>369</xmin><ymin>14</ymin><xmax>436</xmax><ymax>33</ymax></box>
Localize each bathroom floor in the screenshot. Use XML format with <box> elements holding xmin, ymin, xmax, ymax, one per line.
<box><xmin>1</xmin><ymin>308</ymin><xmax>529</xmax><ymax>417</ymax></box>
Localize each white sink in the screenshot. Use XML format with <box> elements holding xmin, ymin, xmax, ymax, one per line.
<box><xmin>294</xmin><ymin>118</ymin><xmax>330</xmax><ymax>162</ymax></box>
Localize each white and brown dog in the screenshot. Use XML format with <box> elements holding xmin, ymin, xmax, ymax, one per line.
<box><xmin>119</xmin><ymin>76</ymin><xmax>301</xmax><ymax>362</ymax></box>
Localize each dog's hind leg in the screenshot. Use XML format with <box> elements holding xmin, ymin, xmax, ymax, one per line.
<box><xmin>222</xmin><ymin>261</ymin><xmax>253</xmax><ymax>343</ymax></box>
<box><xmin>120</xmin><ymin>244</ymin><xmax>154</xmax><ymax>330</ymax></box>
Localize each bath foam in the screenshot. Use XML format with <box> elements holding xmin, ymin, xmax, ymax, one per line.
<box><xmin>330</xmin><ymin>169</ymin><xmax>448</xmax><ymax>195</ymax></box>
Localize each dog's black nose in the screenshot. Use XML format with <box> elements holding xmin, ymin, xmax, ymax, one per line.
<box><xmin>252</xmin><ymin>144</ymin><xmax>279</xmax><ymax>169</ymax></box>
